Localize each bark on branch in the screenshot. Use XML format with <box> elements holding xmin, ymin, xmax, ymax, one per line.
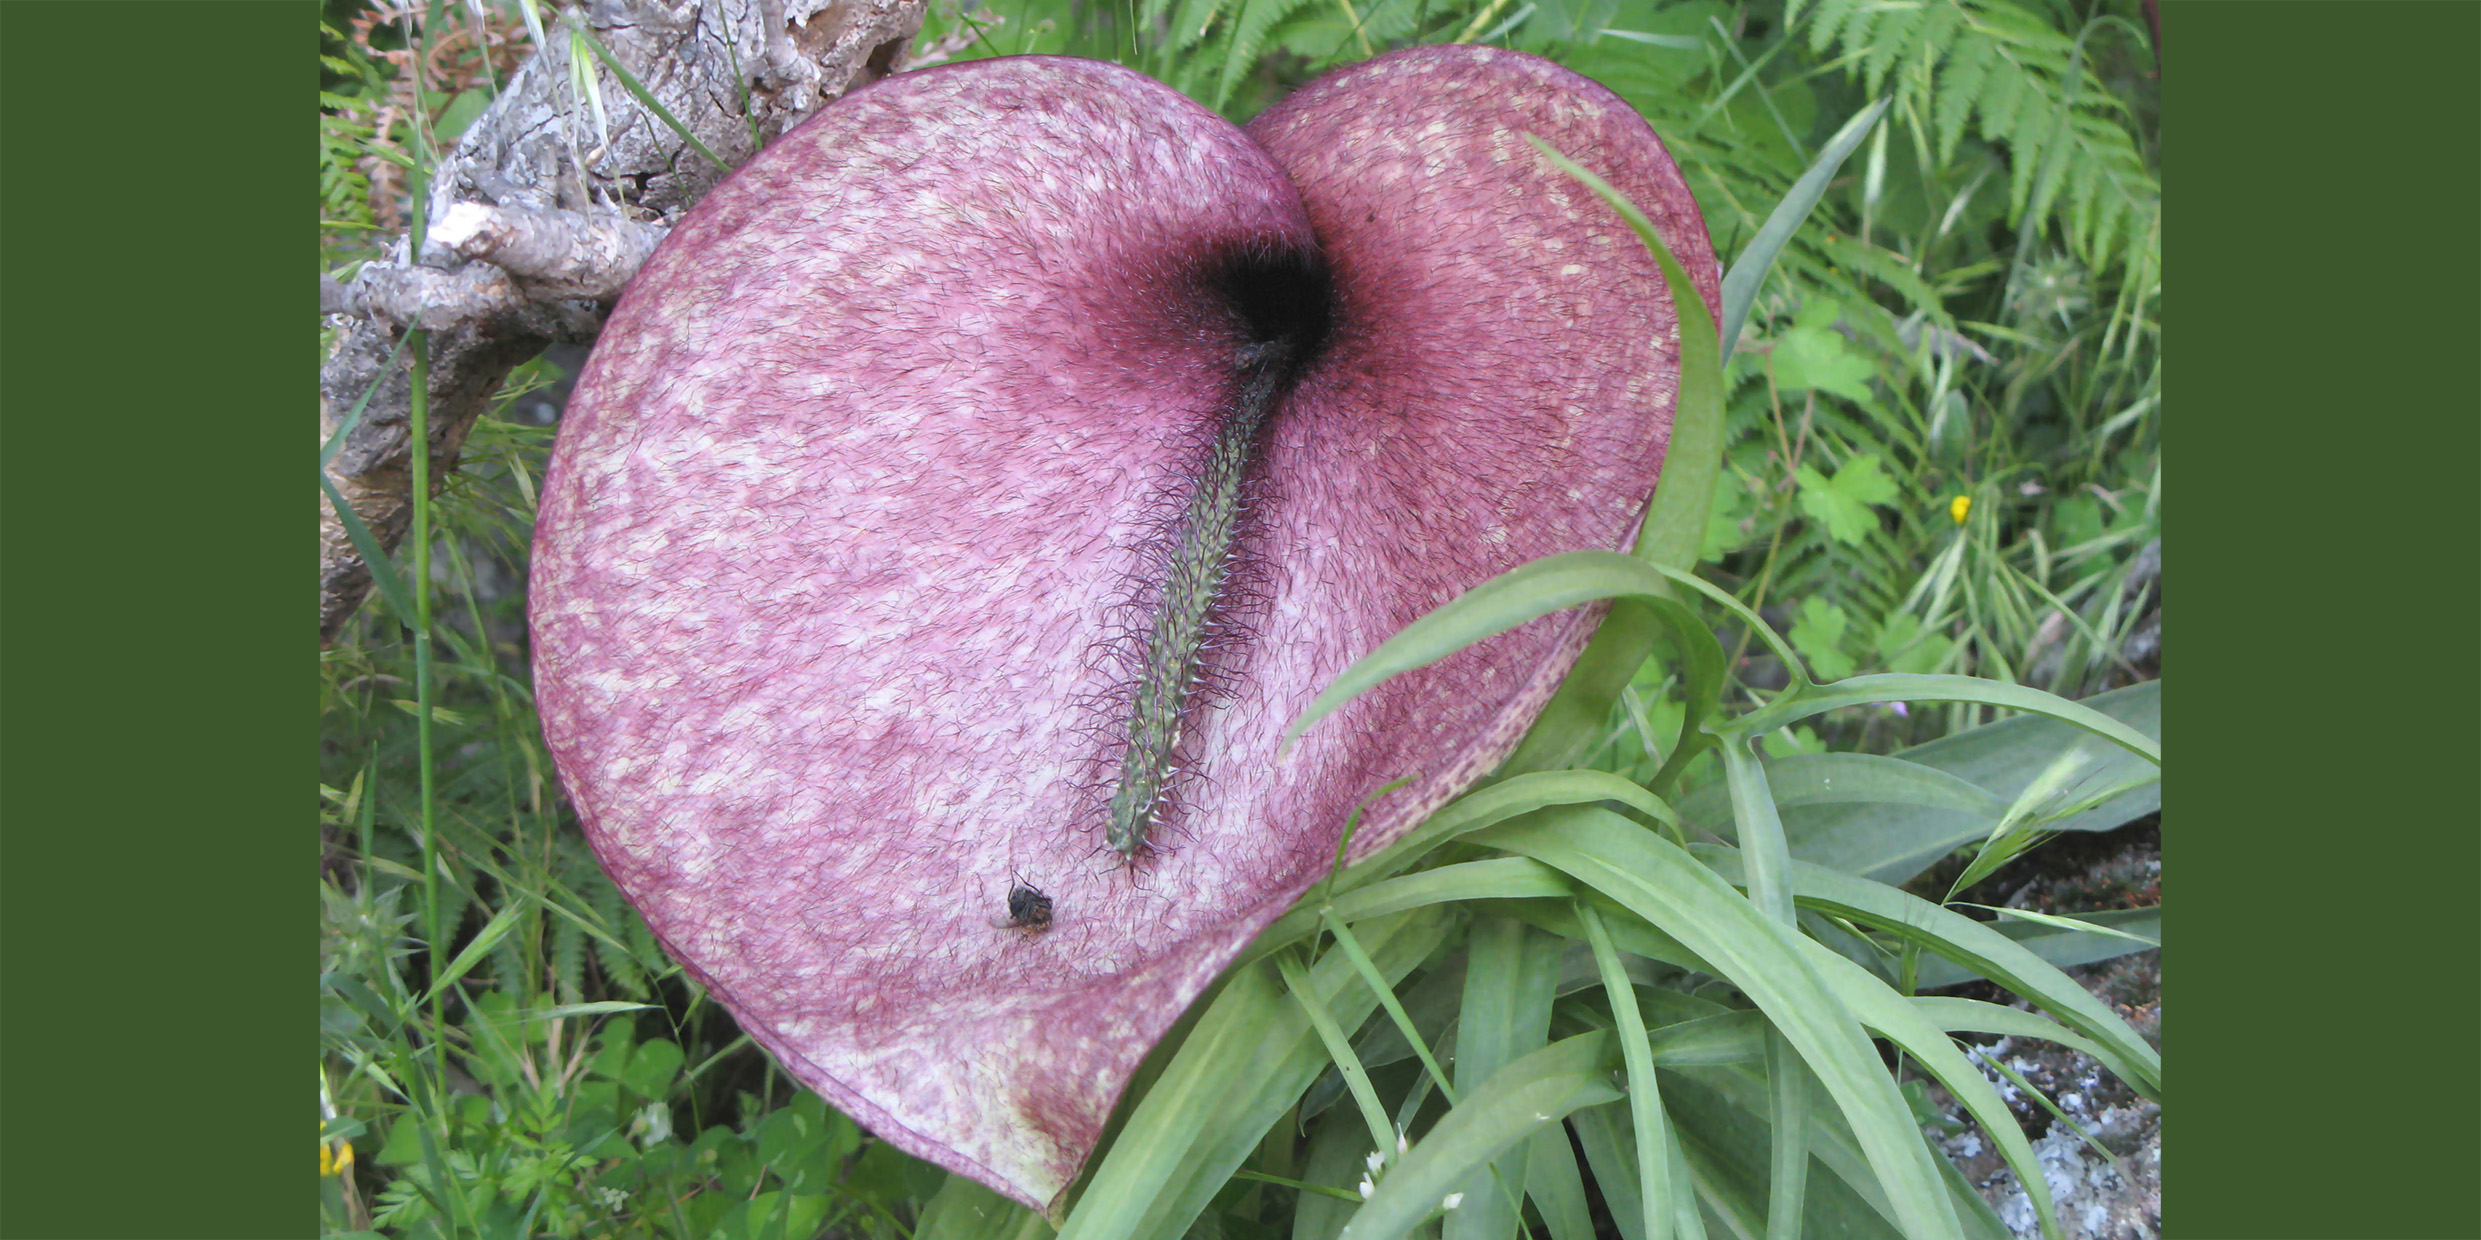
<box><xmin>320</xmin><ymin>0</ymin><xmax>926</xmax><ymax>643</ymax></box>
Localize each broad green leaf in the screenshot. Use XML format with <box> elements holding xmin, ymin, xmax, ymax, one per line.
<box><xmin>1678</xmin><ymin>752</ymin><xmax>2009</xmax><ymax>839</ymax></box>
<box><xmin>1770</xmin><ymin>303</ymin><xmax>1879</xmax><ymax>401</ymax></box>
<box><xmin>1705</xmin><ymin>684</ymin><xmax>2158</xmax><ymax>885</ymax></box>
<box><xmin>1874</xmin><ymin>612</ymin><xmax>1957</xmax><ymax>675</ymax></box>
<box><xmin>1787</xmin><ymin>599</ymin><xmax>1857</xmax><ymax>682</ymax></box>
<box><xmin>1340</xmin><ymin>1034</ymin><xmax>1623</xmax><ymax>1240</ymax></box>
<box><xmin>1793</xmin><ymin>454</ymin><xmax>1900</xmax><ymax>545</ymax></box>
<box><xmin>1472</xmin><ymin>813</ymin><xmax>1963</xmax><ymax>1240</ymax></box>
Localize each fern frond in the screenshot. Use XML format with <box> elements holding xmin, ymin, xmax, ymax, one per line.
<box><xmin>1213</xmin><ymin>0</ymin><xmax>1319</xmax><ymax>105</ymax></box>
<box><xmin>1800</xmin><ymin>0</ymin><xmax>2157</xmax><ymax>276</ymax></box>
<box><xmin>1933</xmin><ymin>33</ymin><xmax>1993</xmax><ymax>164</ymax></box>
<box><xmin>1861</xmin><ymin>2</ymin><xmax>1927</xmax><ymax>97</ymax></box>
<box><xmin>1804</xmin><ymin>0</ymin><xmax>1859</xmax><ymax>55</ymax></box>
<box><xmin>1168</xmin><ymin>0</ymin><xmax>1235</xmax><ymax>53</ymax></box>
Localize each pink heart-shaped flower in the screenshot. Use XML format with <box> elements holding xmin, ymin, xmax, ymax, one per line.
<box><xmin>531</xmin><ymin>45</ymin><xmax>1717</xmax><ymax>1210</ymax></box>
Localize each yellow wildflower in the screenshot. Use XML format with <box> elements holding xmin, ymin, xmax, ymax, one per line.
<box><xmin>320</xmin><ymin>1138</ymin><xmax>354</xmax><ymax>1177</ymax></box>
<box><xmin>1949</xmin><ymin>494</ymin><xmax>1971</xmax><ymax>525</ymax></box>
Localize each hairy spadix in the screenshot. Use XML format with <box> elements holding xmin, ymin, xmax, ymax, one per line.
<box><xmin>531</xmin><ymin>46</ymin><xmax>1718</xmax><ymax>1211</ymax></box>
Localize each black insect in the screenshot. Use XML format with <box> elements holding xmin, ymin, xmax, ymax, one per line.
<box><xmin>996</xmin><ymin>880</ymin><xmax>1054</xmax><ymax>931</ymax></box>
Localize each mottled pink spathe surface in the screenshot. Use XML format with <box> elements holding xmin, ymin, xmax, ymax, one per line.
<box><xmin>531</xmin><ymin>49</ymin><xmax>1718</xmax><ymax>1210</ymax></box>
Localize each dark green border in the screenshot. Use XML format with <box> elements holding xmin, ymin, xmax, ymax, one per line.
<box><xmin>2173</xmin><ymin>3</ymin><xmax>2481</xmax><ymax>1237</ymax></box>
<box><xmin>0</xmin><ymin>3</ymin><xmax>304</xmax><ymax>1236</ymax></box>
<box><xmin>0</xmin><ymin>2</ymin><xmax>2468</xmax><ymax>1237</ymax></box>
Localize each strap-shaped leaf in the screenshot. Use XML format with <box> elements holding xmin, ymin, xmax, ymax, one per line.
<box><xmin>1244</xmin><ymin>858</ymin><xmax>1573</xmax><ymax>967</ymax></box>
<box><xmin>1725</xmin><ymin>674</ymin><xmax>2160</xmax><ymax>766</ymax></box>
<box><xmin>1343</xmin><ymin>769</ymin><xmax>1675</xmax><ymax>893</ymax></box>
<box><xmin>1691</xmin><ymin>846</ymin><xmax>2161</xmax><ymax>1095</ymax></box>
<box><xmin>1717</xmin><ymin>98</ymin><xmax>1891</xmax><ymax>360</ymax></box>
<box><xmin>1059</xmin><ymin>908</ymin><xmax>1444</xmax><ymax>1240</ymax></box>
<box><xmin>1472</xmin><ymin>812</ymin><xmax>1963</xmax><ymax>1240</ymax></box>
<box><xmin>1792</xmin><ymin>937</ymin><xmax>2063</xmax><ymax>1240</ymax></box>
<box><xmin>1283</xmin><ymin>551</ymin><xmax>1802</xmax><ymax>752</ymax></box>
<box><xmin>1340</xmin><ymin>1034</ymin><xmax>1623</xmax><ymax>1240</ymax></box>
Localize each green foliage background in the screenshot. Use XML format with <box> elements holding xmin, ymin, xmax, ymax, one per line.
<box><xmin>319</xmin><ymin>1</ymin><xmax>2161</xmax><ymax>1236</ymax></box>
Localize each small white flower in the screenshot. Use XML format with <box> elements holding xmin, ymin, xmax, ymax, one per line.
<box><xmin>1441</xmin><ymin>1193</ymin><xmax>1465</xmax><ymax>1211</ymax></box>
<box><xmin>1396</xmin><ymin>1127</ymin><xmax>1411</xmax><ymax>1156</ymax></box>
<box><xmin>1366</xmin><ymin>1149</ymin><xmax>1387</xmax><ymax>1174</ymax></box>
<box><xmin>1358</xmin><ymin>1175</ymin><xmax>1377</xmax><ymax>1201</ymax></box>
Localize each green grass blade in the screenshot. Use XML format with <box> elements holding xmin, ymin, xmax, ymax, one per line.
<box><xmin>1525</xmin><ymin>1126</ymin><xmax>1599</xmax><ymax>1240</ymax></box>
<box><xmin>1297</xmin><ymin>1115</ymin><xmax>1375</xmax><ymax>1240</ymax></box>
<box><xmin>320</xmin><ymin>473</ymin><xmax>418</xmax><ymax>625</ymax></box>
<box><xmin>1340</xmin><ymin>1034</ymin><xmax>1623</xmax><ymax>1240</ymax></box>
<box><xmin>1445</xmin><ymin>917</ymin><xmax>1563</xmax><ymax>1240</ymax></box>
<box><xmin>421</xmin><ymin>901</ymin><xmax>524</xmax><ymax>1003</ymax></box>
<box><xmin>1580</xmin><ymin>904</ymin><xmax>1676</xmax><ymax>1240</ymax></box>
<box><xmin>1908</xmin><ymin>997</ymin><xmax>2156</xmax><ymax>1104</ymax></box>
<box><xmin>1322</xmin><ymin>915</ymin><xmax>1461</xmax><ymax>1105</ymax></box>
<box><xmin>1494</xmin><ymin>135</ymin><xmax>1727</xmax><ymax>776</ymax></box>
<box><xmin>1283</xmin><ymin>551</ymin><xmax>1803</xmax><ymax>752</ymax></box>
<box><xmin>573</xmin><ymin>24</ymin><xmax>727</xmax><ymax>169</ymax></box>
<box><xmin>1726</xmin><ymin>674</ymin><xmax>2160</xmax><ymax>766</ymax></box>
<box><xmin>1522</xmin><ymin>138</ymin><xmax>1721</xmax><ymax>578</ymax></box>
<box><xmin>1908</xmin><ymin>908</ymin><xmax>2161</xmax><ymax>995</ymax></box>
<box><xmin>1715</xmin><ymin>737</ymin><xmax>1812</xmax><ymax>1240</ymax></box>
<box><xmin>1059</xmin><ymin>909</ymin><xmax>1445</xmax><ymax>1240</ymax></box>
<box><xmin>1471</xmin><ymin>812</ymin><xmax>1962</xmax><ymax>1240</ymax></box>
<box><xmin>1792</xmin><ymin>939</ymin><xmax>2061</xmax><ymax>1240</ymax></box>
<box><xmin>1717</xmin><ymin>98</ymin><xmax>1890</xmax><ymax>360</ymax></box>
<box><xmin>1954</xmin><ymin>904</ymin><xmax>2159</xmax><ymax>947</ymax></box>
<box><xmin>1343</xmin><ymin>768</ymin><xmax>1675</xmax><ymax>893</ymax></box>
<box><xmin>321</xmin><ymin>329</ymin><xmax>410</xmax><ymax>470</ymax></box>
<box><xmin>1571</xmin><ymin>1105</ymin><xmax>1651</xmax><ymax>1240</ymax></box>
<box><xmin>1247</xmin><ymin>859</ymin><xmax>1572</xmax><ymax>967</ymax></box>
<box><xmin>1691</xmin><ymin>847</ymin><xmax>2160</xmax><ymax>1094</ymax></box>
<box><xmin>1761</xmin><ymin>1036</ymin><xmax>1812</xmax><ymax>1240</ymax></box>
<box><xmin>1278</xmin><ymin>951</ymin><xmax>1399</xmax><ymax>1160</ymax></box>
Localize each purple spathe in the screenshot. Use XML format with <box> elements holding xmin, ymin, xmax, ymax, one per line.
<box><xmin>530</xmin><ymin>47</ymin><xmax>1718</xmax><ymax>1211</ymax></box>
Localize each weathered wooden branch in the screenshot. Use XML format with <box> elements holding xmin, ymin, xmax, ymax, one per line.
<box><xmin>319</xmin><ymin>0</ymin><xmax>926</xmax><ymax>643</ymax></box>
